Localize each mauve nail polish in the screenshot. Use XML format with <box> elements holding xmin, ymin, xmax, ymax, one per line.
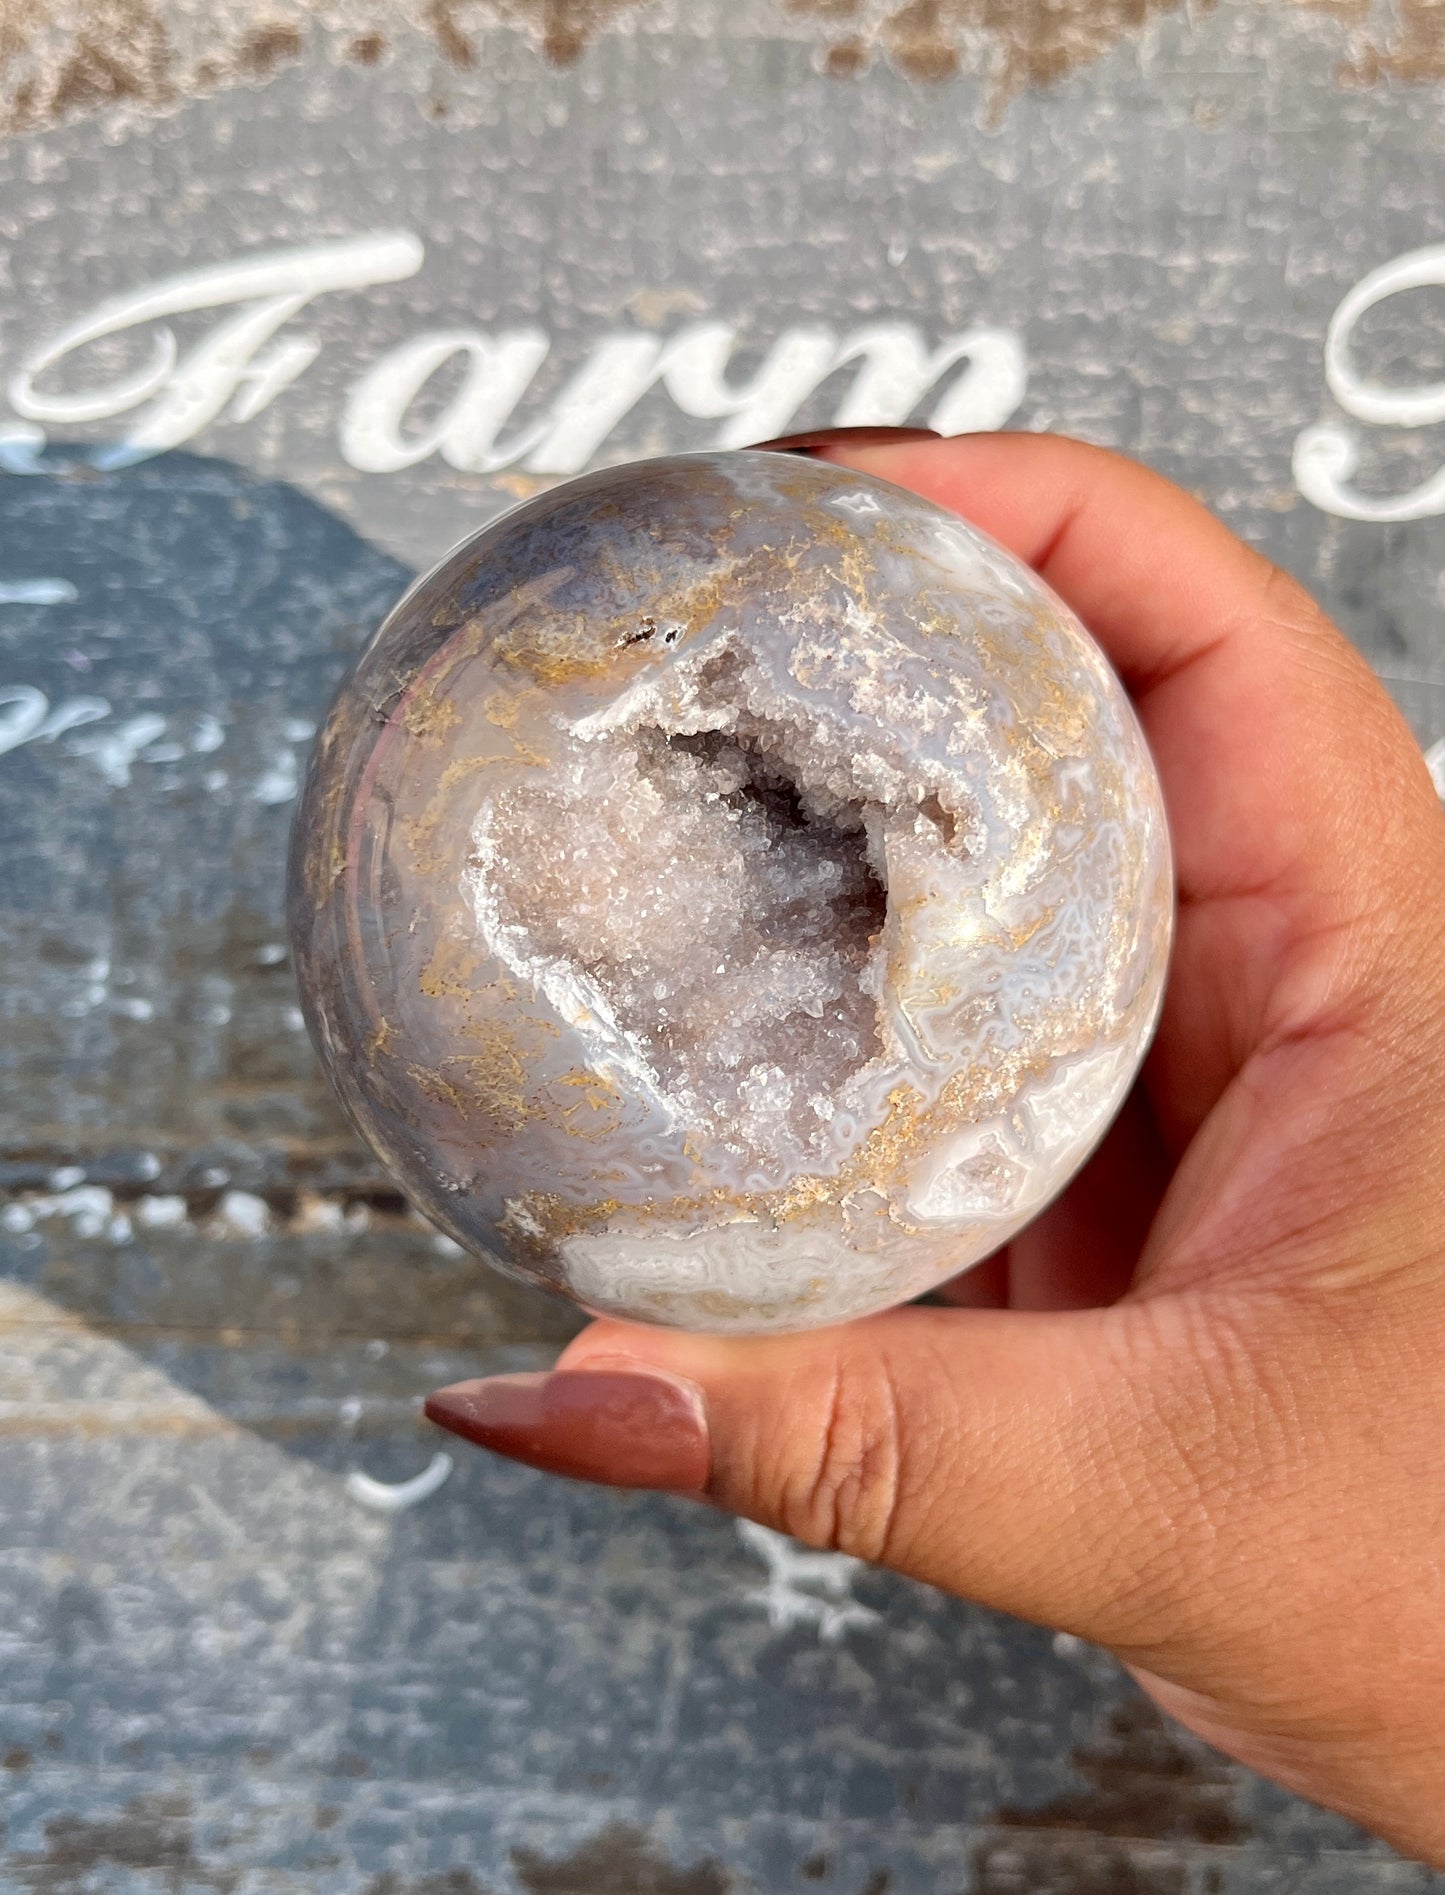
<box><xmin>424</xmin><ymin>1369</ymin><xmax>710</xmax><ymax>1492</ymax></box>
<box><xmin>751</xmin><ymin>423</ymin><xmax>941</xmax><ymax>454</ymax></box>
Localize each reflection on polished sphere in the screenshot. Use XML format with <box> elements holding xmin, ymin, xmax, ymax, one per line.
<box><xmin>288</xmin><ymin>451</ymin><xmax>1172</xmax><ymax>1333</ymax></box>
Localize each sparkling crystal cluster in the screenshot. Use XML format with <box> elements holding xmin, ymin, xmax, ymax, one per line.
<box><xmin>289</xmin><ymin>452</ymin><xmax>1172</xmax><ymax>1331</ymax></box>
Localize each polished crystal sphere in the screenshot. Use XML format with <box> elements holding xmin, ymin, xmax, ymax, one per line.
<box><xmin>289</xmin><ymin>452</ymin><xmax>1172</xmax><ymax>1332</ymax></box>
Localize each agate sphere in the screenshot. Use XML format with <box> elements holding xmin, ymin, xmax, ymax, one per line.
<box><xmin>289</xmin><ymin>451</ymin><xmax>1172</xmax><ymax>1332</ymax></box>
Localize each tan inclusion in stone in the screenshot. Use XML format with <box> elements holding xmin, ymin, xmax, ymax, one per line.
<box><xmin>289</xmin><ymin>451</ymin><xmax>1172</xmax><ymax>1333</ymax></box>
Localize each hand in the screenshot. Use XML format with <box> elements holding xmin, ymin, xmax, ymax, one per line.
<box><xmin>425</xmin><ymin>434</ymin><xmax>1445</xmax><ymax>1862</ymax></box>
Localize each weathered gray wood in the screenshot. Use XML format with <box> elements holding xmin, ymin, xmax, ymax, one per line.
<box><xmin>3</xmin><ymin>2</ymin><xmax>1445</xmax><ymax>1887</ymax></box>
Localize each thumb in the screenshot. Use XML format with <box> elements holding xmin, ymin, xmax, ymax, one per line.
<box><xmin>426</xmin><ymin>1300</ymin><xmax>1202</xmax><ymax>1648</ymax></box>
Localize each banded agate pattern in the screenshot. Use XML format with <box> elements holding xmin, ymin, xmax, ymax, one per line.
<box><xmin>289</xmin><ymin>452</ymin><xmax>1172</xmax><ymax>1332</ymax></box>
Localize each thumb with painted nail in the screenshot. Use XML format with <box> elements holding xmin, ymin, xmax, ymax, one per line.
<box><xmin>426</xmin><ymin>433</ymin><xmax>1445</xmax><ymax>1866</ymax></box>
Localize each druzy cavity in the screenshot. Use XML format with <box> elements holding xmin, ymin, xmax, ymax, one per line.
<box><xmin>289</xmin><ymin>451</ymin><xmax>1172</xmax><ymax>1332</ymax></box>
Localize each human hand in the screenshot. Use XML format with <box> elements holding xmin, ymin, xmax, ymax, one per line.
<box><xmin>425</xmin><ymin>434</ymin><xmax>1445</xmax><ymax>1862</ymax></box>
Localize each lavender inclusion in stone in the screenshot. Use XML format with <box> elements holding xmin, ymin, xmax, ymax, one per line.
<box><xmin>289</xmin><ymin>451</ymin><xmax>1173</xmax><ymax>1333</ymax></box>
<box><xmin>477</xmin><ymin>715</ymin><xmax>888</xmax><ymax>1187</ymax></box>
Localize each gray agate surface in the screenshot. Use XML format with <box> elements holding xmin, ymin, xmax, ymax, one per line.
<box><xmin>289</xmin><ymin>451</ymin><xmax>1172</xmax><ymax>1331</ymax></box>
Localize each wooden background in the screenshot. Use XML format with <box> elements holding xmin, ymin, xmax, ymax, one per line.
<box><xmin>3</xmin><ymin>2</ymin><xmax>1445</xmax><ymax>1887</ymax></box>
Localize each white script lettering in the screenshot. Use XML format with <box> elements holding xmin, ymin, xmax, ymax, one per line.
<box><xmin>342</xmin><ymin>315</ymin><xmax>1027</xmax><ymax>477</ymax></box>
<box><xmin>6</xmin><ymin>235</ymin><xmax>1027</xmax><ymax>478</ymax></box>
<box><xmin>9</xmin><ymin>232</ymin><xmax>424</xmax><ymax>464</ymax></box>
<box><xmin>1294</xmin><ymin>243</ymin><xmax>1445</xmax><ymax>521</ymax></box>
<box><xmin>0</xmin><ymin>686</ymin><xmax>110</xmax><ymax>759</ymax></box>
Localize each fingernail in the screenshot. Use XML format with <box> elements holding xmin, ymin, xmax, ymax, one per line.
<box><xmin>423</xmin><ymin>1368</ymin><xmax>710</xmax><ymax>1492</ymax></box>
<box><xmin>750</xmin><ymin>424</ymin><xmax>942</xmax><ymax>455</ymax></box>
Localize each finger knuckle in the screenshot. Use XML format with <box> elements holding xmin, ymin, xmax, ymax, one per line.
<box><xmin>777</xmin><ymin>1351</ymin><xmax>909</xmax><ymax>1566</ymax></box>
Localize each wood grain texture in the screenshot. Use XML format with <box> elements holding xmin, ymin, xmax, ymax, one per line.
<box><xmin>2</xmin><ymin>3</ymin><xmax>1445</xmax><ymax>1886</ymax></box>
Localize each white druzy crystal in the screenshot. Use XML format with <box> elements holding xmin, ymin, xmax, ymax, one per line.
<box><xmin>290</xmin><ymin>452</ymin><xmax>1172</xmax><ymax>1332</ymax></box>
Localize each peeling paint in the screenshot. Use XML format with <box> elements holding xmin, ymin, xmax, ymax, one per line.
<box><xmin>5</xmin><ymin>1791</ymin><xmax>243</xmax><ymax>1894</ymax></box>
<box><xmin>210</xmin><ymin>1187</ymin><xmax>272</xmax><ymax>1237</ymax></box>
<box><xmin>454</xmin><ymin>0</ymin><xmax>647</xmax><ymax>66</ymax></box>
<box><xmin>0</xmin><ymin>0</ymin><xmax>656</xmax><ymax>141</ymax></box>
<box><xmin>794</xmin><ymin>0</ymin><xmax>1445</xmax><ymax>98</ymax></box>
<box><xmin>6</xmin><ymin>0</ymin><xmax>1445</xmax><ymax>148</ymax></box>
<box><xmin>1296</xmin><ymin>0</ymin><xmax>1445</xmax><ymax>83</ymax></box>
<box><xmin>2</xmin><ymin>1183</ymin><xmax>115</xmax><ymax>1236</ymax></box>
<box><xmin>0</xmin><ymin>1182</ymin><xmax>439</xmax><ymax>1244</ymax></box>
<box><xmin>511</xmin><ymin>1824</ymin><xmax>731</xmax><ymax>1895</ymax></box>
<box><xmin>995</xmin><ymin>1699</ymin><xmax>1249</xmax><ymax>1845</ymax></box>
<box><xmin>0</xmin><ymin>0</ymin><xmax>312</xmax><ymax>138</ymax></box>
